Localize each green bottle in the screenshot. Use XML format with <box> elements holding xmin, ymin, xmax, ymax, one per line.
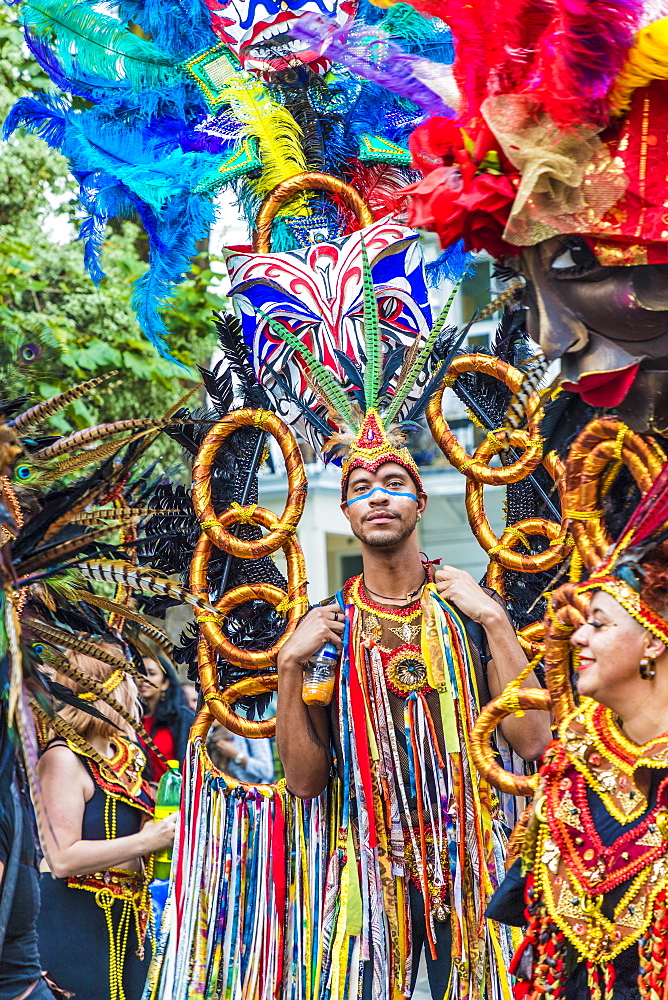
<box><xmin>153</xmin><ymin>760</ymin><xmax>181</xmax><ymax>881</ymax></box>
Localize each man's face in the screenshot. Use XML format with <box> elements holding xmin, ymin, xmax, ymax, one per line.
<box><xmin>342</xmin><ymin>462</ymin><xmax>426</xmax><ymax>548</ymax></box>
<box><xmin>520</xmin><ymin>235</ymin><xmax>668</xmax><ymax>431</ymax></box>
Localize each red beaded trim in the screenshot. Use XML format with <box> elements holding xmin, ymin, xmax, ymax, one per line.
<box><xmin>346</xmin><ymin>575</ymin><xmax>422</xmax><ymax>618</ymax></box>
<box><xmin>544</xmin><ymin>747</ymin><xmax>668</xmax><ymax>896</ymax></box>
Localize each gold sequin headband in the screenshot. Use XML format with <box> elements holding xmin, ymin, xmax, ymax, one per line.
<box><xmin>575</xmin><ymin>576</ymin><xmax>668</xmax><ymax>646</ymax></box>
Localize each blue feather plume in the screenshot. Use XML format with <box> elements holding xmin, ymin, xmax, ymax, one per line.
<box><xmin>425</xmin><ymin>241</ymin><xmax>477</xmax><ymax>288</ymax></box>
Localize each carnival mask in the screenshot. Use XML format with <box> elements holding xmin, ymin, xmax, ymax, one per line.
<box><xmin>227</xmin><ymin>218</ymin><xmax>432</xmax><ymax>450</ymax></box>
<box><xmin>204</xmin><ymin>0</ymin><xmax>356</xmax><ymax>71</ymax></box>
<box><xmin>520</xmin><ymin>235</ymin><xmax>668</xmax><ymax>434</ymax></box>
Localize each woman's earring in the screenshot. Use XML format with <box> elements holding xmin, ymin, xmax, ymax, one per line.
<box><xmin>640</xmin><ymin>656</ymin><xmax>657</xmax><ymax>680</ymax></box>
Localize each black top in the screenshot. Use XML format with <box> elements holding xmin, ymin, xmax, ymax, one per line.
<box><xmin>43</xmin><ymin>739</ymin><xmax>153</xmax><ymax>845</ymax></box>
<box><xmin>0</xmin><ymin>792</ymin><xmax>42</xmax><ymax>1000</ymax></box>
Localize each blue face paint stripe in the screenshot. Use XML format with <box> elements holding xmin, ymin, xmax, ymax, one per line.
<box><xmin>346</xmin><ymin>486</ymin><xmax>418</xmax><ymax>507</ymax></box>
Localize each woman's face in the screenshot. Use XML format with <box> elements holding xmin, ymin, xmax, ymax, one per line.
<box><xmin>570</xmin><ymin>590</ymin><xmax>649</xmax><ymax>706</ymax></box>
<box><xmin>137</xmin><ymin>657</ymin><xmax>169</xmax><ymax>713</ymax></box>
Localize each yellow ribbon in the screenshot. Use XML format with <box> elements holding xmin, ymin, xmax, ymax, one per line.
<box><xmin>230</xmin><ymin>502</ymin><xmax>258</xmax><ymax>524</ymax></box>
<box><xmin>274</xmin><ymin>596</ymin><xmax>302</xmax><ymax>616</ymax></box>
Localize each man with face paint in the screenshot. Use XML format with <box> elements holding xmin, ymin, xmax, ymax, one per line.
<box><xmin>276</xmin><ymin>411</ymin><xmax>551</xmax><ymax>1000</ymax></box>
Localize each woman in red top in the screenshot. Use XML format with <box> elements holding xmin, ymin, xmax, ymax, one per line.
<box><xmin>137</xmin><ymin>657</ymin><xmax>194</xmax><ymax>778</ymax></box>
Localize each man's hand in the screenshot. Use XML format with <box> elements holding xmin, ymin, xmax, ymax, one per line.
<box><xmin>433</xmin><ymin>566</ymin><xmax>501</xmax><ymax>626</ymax></box>
<box><xmin>277</xmin><ymin>605</ymin><xmax>345</xmax><ymax>671</ymax></box>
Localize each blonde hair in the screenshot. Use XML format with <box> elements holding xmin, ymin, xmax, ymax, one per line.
<box><xmin>55</xmin><ymin>644</ymin><xmax>140</xmax><ymax>740</ymax></box>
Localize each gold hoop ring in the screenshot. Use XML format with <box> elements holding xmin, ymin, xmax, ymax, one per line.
<box><xmin>196</xmin><ymin>640</ymin><xmax>278</xmax><ymax>737</ymax></box>
<box><xmin>192</xmin><ymin>408</ymin><xmax>307</xmax><ymax>559</ymax></box>
<box><xmin>470</xmin><ymin>687</ymin><xmax>552</xmax><ymax>795</ymax></box>
<box><xmin>467</xmin><ymin>446</ymin><xmax>570</xmax><ymax>573</ymax></box>
<box><xmin>563</xmin><ymin>417</ymin><xmax>666</xmax><ymax>570</ymax></box>
<box><xmin>253</xmin><ymin>172</ymin><xmax>374</xmax><ymax>253</ymax></box>
<box><xmin>426</xmin><ymin>356</ymin><xmax>544</xmax><ymax>485</ymax></box>
<box><xmin>515</xmin><ymin>621</ymin><xmax>545</xmax><ymax>659</ymax></box>
<box><xmin>190</xmin><ymin>527</ymin><xmax>308</xmax><ymax>669</ymax></box>
<box><xmin>190</xmin><ymin>706</ymin><xmax>279</xmax><ymax>793</ymax></box>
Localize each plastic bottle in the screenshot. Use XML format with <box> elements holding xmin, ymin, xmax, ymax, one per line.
<box><xmin>153</xmin><ymin>761</ymin><xmax>182</xmax><ymax>880</ymax></box>
<box><xmin>302</xmin><ymin>642</ymin><xmax>338</xmax><ymax>706</ymax></box>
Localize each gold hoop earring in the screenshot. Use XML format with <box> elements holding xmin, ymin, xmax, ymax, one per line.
<box><xmin>640</xmin><ymin>656</ymin><xmax>656</xmax><ymax>680</ymax></box>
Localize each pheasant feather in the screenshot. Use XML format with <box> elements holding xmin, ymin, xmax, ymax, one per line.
<box><xmin>49</xmin><ymin>658</ymin><xmax>168</xmax><ymax>764</ymax></box>
<box><xmin>10</xmin><ymin>372</ymin><xmax>116</xmax><ymax>431</ymax></box>
<box><xmin>504</xmin><ymin>354</ymin><xmax>551</xmax><ymax>430</ymax></box>
<box><xmin>75</xmin><ymin>560</ymin><xmax>222</xmax><ymax>619</ymax></box>
<box><xmin>360</xmin><ymin>236</ymin><xmax>381</xmax><ymax>412</ymax></box>
<box><xmin>256</xmin><ymin>310</ymin><xmax>356</xmax><ymax>427</ymax></box>
<box><xmin>33</xmin><ymin>419</ymin><xmax>169</xmax><ymax>461</ymax></box>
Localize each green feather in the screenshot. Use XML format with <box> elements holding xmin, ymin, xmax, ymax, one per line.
<box><xmin>360</xmin><ymin>236</ymin><xmax>381</xmax><ymax>412</ymax></box>
<box><xmin>23</xmin><ymin>0</ymin><xmax>178</xmax><ymax>92</ymax></box>
<box><xmin>384</xmin><ymin>281</ymin><xmax>460</xmax><ymax>426</ymax></box>
<box><xmin>255</xmin><ymin>309</ymin><xmax>356</xmax><ymax>427</ymax></box>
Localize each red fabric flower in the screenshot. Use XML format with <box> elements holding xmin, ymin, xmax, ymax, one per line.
<box><xmin>403</xmin><ymin>166</ymin><xmax>517</xmax><ymax>257</ymax></box>
<box><xmin>404</xmin><ymin>117</ymin><xmax>520</xmax><ymax>258</ymax></box>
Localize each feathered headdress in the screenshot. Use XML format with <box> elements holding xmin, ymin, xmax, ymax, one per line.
<box><xmin>245</xmin><ymin>229</ymin><xmax>468</xmax><ymax>498</ymax></box>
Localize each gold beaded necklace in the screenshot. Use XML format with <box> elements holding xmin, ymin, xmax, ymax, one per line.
<box><xmin>349</xmin><ymin>575</ymin><xmax>422</xmax><ymax>623</ymax></box>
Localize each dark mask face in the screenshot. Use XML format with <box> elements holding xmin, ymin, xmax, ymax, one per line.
<box><xmin>520</xmin><ymin>235</ymin><xmax>668</xmax><ymax>432</ymax></box>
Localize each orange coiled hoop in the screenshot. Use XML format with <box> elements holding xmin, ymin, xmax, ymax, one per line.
<box><xmin>471</xmin><ymin>416</ymin><xmax>667</xmax><ymax>797</ymax></box>
<box><xmin>426</xmin><ymin>355</ymin><xmax>545</xmax><ymax>486</ymax></box>
<box><xmin>427</xmin><ymin>354</ymin><xmax>568</xmax><ymax>656</ymax></box>
<box><xmin>189</xmin><ymin>408</ymin><xmax>309</xmax><ymax>738</ymax></box>
<box><xmin>253</xmin><ymin>172</ymin><xmax>374</xmax><ymax>253</ymax></box>
<box><xmin>191</xmin><ymin>705</ymin><xmax>278</xmax><ymax>791</ymax></box>
<box><xmin>560</xmin><ymin>417</ymin><xmax>666</xmax><ymax>572</ymax></box>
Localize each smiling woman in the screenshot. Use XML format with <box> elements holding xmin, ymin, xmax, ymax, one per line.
<box><xmin>570</xmin><ymin>587</ymin><xmax>668</xmax><ymax>736</ymax></box>
<box><xmin>488</xmin><ymin>470</ymin><xmax>668</xmax><ymax>1000</ymax></box>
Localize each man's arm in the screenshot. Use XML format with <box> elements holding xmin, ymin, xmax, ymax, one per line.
<box><xmin>276</xmin><ymin>606</ymin><xmax>345</xmax><ymax>798</ymax></box>
<box><xmin>434</xmin><ymin>566</ymin><xmax>552</xmax><ymax>761</ymax></box>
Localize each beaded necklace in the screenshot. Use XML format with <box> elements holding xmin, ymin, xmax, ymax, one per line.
<box><xmin>348</xmin><ymin>576</ymin><xmax>429</xmax><ymax>696</ymax></box>
<box><xmin>560</xmin><ymin>700</ymin><xmax>668</xmax><ymax>824</ymax></box>
<box><xmin>348</xmin><ymin>575</ymin><xmax>422</xmax><ymax>621</ymax></box>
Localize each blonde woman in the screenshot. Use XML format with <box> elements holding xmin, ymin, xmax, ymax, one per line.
<box><xmin>36</xmin><ymin>645</ymin><xmax>176</xmax><ymax>1000</ymax></box>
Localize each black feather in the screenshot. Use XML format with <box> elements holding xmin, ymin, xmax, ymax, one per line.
<box><xmin>404</xmin><ymin>325</ymin><xmax>469</xmax><ymax>422</ymax></box>
<box><xmin>198</xmin><ymin>358</ymin><xmax>234</xmax><ymax>417</ymax></box>
<box><xmin>334</xmin><ymin>350</ymin><xmax>363</xmax><ymax>389</ymax></box>
<box><xmin>378</xmin><ymin>346</ymin><xmax>406</xmax><ymax>401</ymax></box>
<box><xmin>46</xmin><ymin>681</ymin><xmax>123</xmax><ymax>729</ymax></box>
<box><xmin>213</xmin><ymin>311</ymin><xmax>269</xmax><ymax>409</ymax></box>
<box><xmin>263</xmin><ymin>360</ymin><xmax>333</xmax><ymax>437</ymax></box>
